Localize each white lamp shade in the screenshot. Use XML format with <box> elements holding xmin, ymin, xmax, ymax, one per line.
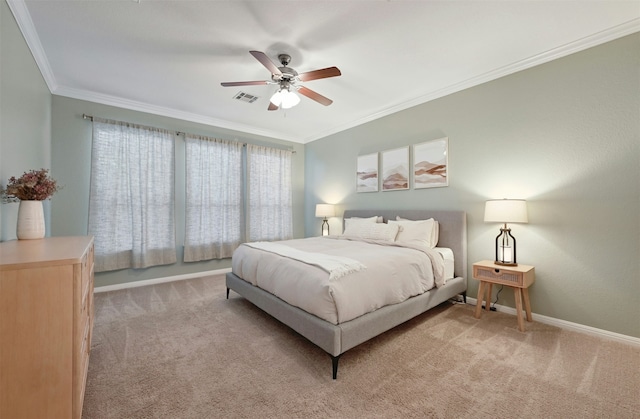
<box><xmin>315</xmin><ymin>204</ymin><xmax>335</xmax><ymax>218</ymax></box>
<box><xmin>270</xmin><ymin>89</ymin><xmax>300</xmax><ymax>109</ymax></box>
<box><xmin>484</xmin><ymin>199</ymin><xmax>528</xmax><ymax>223</ymax></box>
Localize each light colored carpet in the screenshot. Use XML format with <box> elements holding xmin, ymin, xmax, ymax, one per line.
<box><xmin>83</xmin><ymin>275</ymin><xmax>640</xmax><ymax>418</ymax></box>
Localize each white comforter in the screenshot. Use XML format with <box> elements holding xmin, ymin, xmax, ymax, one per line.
<box><xmin>231</xmin><ymin>236</ymin><xmax>445</xmax><ymax>324</ymax></box>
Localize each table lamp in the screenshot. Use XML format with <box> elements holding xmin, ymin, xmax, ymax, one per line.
<box><xmin>315</xmin><ymin>204</ymin><xmax>335</xmax><ymax>236</ymax></box>
<box><xmin>484</xmin><ymin>199</ymin><xmax>528</xmax><ymax>266</ymax></box>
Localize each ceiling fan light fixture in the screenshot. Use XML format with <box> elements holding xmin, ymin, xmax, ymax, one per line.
<box><xmin>270</xmin><ymin>87</ymin><xmax>300</xmax><ymax>109</ymax></box>
<box><xmin>282</xmin><ymin>90</ymin><xmax>301</xmax><ymax>109</ymax></box>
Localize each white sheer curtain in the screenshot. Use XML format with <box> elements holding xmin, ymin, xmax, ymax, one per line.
<box><xmin>88</xmin><ymin>118</ymin><xmax>176</xmax><ymax>272</ymax></box>
<box><xmin>247</xmin><ymin>144</ymin><xmax>293</xmax><ymax>242</ymax></box>
<box><xmin>184</xmin><ymin>135</ymin><xmax>243</xmax><ymax>261</ymax></box>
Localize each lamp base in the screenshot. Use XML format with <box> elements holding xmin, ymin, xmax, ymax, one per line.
<box><xmin>494</xmin><ymin>227</ymin><xmax>517</xmax><ymax>266</ymax></box>
<box><xmin>494</xmin><ymin>260</ymin><xmax>518</xmax><ymax>267</ymax></box>
<box><xmin>321</xmin><ymin>218</ymin><xmax>330</xmax><ymax>236</ymax></box>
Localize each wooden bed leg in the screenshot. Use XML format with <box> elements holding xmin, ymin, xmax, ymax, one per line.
<box><xmin>226</xmin><ymin>288</ymin><xmax>230</xmax><ymax>299</ymax></box>
<box><xmin>330</xmin><ymin>354</ymin><xmax>341</xmax><ymax>380</ymax></box>
<box><xmin>461</xmin><ymin>292</ymin><xmax>467</xmax><ymax>304</ymax></box>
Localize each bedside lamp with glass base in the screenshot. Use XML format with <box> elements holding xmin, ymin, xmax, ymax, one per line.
<box><xmin>484</xmin><ymin>199</ymin><xmax>528</xmax><ymax>266</ymax></box>
<box><xmin>315</xmin><ymin>204</ymin><xmax>335</xmax><ymax>236</ymax></box>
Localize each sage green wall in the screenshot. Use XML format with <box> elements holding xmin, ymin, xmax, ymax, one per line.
<box><xmin>51</xmin><ymin>96</ymin><xmax>305</xmax><ymax>287</ymax></box>
<box><xmin>0</xmin><ymin>0</ymin><xmax>52</xmax><ymax>242</ymax></box>
<box><xmin>304</xmin><ymin>34</ymin><xmax>640</xmax><ymax>338</ymax></box>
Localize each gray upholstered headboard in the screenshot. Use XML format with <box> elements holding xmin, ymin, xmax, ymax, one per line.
<box><xmin>342</xmin><ymin>209</ymin><xmax>467</xmax><ymax>280</ymax></box>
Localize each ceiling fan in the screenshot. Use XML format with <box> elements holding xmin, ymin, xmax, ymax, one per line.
<box><xmin>221</xmin><ymin>51</ymin><xmax>341</xmax><ymax>111</ymax></box>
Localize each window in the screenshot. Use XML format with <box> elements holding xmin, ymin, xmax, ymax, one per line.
<box><xmin>87</xmin><ymin>117</ymin><xmax>294</xmax><ymax>269</ymax></box>
<box><xmin>184</xmin><ymin>135</ymin><xmax>243</xmax><ymax>261</ymax></box>
<box><xmin>88</xmin><ymin>118</ymin><xmax>176</xmax><ymax>272</ymax></box>
<box><xmin>247</xmin><ymin>144</ymin><xmax>293</xmax><ymax>242</ymax></box>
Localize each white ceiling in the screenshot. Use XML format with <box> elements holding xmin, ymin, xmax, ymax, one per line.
<box><xmin>9</xmin><ymin>1</ymin><xmax>640</xmax><ymax>144</ymax></box>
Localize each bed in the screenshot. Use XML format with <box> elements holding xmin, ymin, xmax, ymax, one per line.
<box><xmin>226</xmin><ymin>209</ymin><xmax>467</xmax><ymax>379</ymax></box>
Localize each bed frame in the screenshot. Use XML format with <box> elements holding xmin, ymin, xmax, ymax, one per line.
<box><xmin>226</xmin><ymin>209</ymin><xmax>467</xmax><ymax>379</ymax></box>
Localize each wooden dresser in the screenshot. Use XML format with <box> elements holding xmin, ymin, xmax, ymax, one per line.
<box><xmin>0</xmin><ymin>236</ymin><xmax>95</xmax><ymax>419</ymax></box>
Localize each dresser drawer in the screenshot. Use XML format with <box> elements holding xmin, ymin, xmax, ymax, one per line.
<box><xmin>81</xmin><ymin>257</ymin><xmax>90</xmax><ymax>304</ymax></box>
<box><xmin>81</xmin><ymin>275</ymin><xmax>91</xmax><ymax>313</ymax></box>
<box><xmin>80</xmin><ymin>316</ymin><xmax>90</xmax><ymax>356</ymax></box>
<box><xmin>75</xmin><ymin>320</ymin><xmax>91</xmax><ymax>419</ymax></box>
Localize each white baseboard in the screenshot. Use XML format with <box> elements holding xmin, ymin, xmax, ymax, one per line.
<box><xmin>94</xmin><ymin>268</ymin><xmax>232</xmax><ymax>294</ymax></box>
<box><xmin>466</xmin><ymin>297</ymin><xmax>640</xmax><ymax>347</ymax></box>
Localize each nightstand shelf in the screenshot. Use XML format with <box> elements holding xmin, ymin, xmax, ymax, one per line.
<box><xmin>472</xmin><ymin>260</ymin><xmax>535</xmax><ymax>332</ymax></box>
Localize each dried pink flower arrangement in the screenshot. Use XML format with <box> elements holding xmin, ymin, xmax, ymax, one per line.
<box><xmin>1</xmin><ymin>168</ymin><xmax>61</xmax><ymax>202</ymax></box>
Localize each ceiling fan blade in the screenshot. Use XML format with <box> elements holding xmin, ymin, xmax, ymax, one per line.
<box><xmin>298</xmin><ymin>86</ymin><xmax>333</xmax><ymax>106</ymax></box>
<box><xmin>250</xmin><ymin>50</ymin><xmax>283</xmax><ymax>76</ymax></box>
<box><xmin>268</xmin><ymin>102</ymin><xmax>279</xmax><ymax>111</ymax></box>
<box><xmin>298</xmin><ymin>67</ymin><xmax>341</xmax><ymax>82</ymax></box>
<box><xmin>221</xmin><ymin>80</ymin><xmax>269</xmax><ymax>87</ymax></box>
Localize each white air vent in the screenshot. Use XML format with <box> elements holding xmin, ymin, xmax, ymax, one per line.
<box><xmin>233</xmin><ymin>92</ymin><xmax>259</xmax><ymax>104</ymax></box>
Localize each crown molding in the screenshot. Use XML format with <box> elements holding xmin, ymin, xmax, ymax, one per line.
<box><xmin>53</xmin><ymin>85</ymin><xmax>299</xmax><ymax>143</ymax></box>
<box><xmin>7</xmin><ymin>0</ymin><xmax>58</xmax><ymax>92</ymax></box>
<box><xmin>301</xmin><ymin>18</ymin><xmax>640</xmax><ymax>143</ymax></box>
<box><xmin>9</xmin><ymin>0</ymin><xmax>639</xmax><ymax>144</ymax></box>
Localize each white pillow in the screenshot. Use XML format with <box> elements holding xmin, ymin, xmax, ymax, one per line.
<box><xmin>389</xmin><ymin>217</ymin><xmax>439</xmax><ymax>248</ymax></box>
<box><xmin>343</xmin><ymin>216</ymin><xmax>382</xmax><ymax>230</ymax></box>
<box><xmin>343</xmin><ymin>221</ymin><xmax>400</xmax><ymax>242</ymax></box>
<box><xmin>396</xmin><ymin>216</ymin><xmax>439</xmax><ymax>245</ymax></box>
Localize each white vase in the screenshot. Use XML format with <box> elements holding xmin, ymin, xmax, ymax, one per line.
<box><xmin>17</xmin><ymin>200</ymin><xmax>45</xmax><ymax>240</ymax></box>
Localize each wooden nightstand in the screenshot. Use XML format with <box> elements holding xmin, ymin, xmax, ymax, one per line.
<box><xmin>472</xmin><ymin>260</ymin><xmax>535</xmax><ymax>332</ymax></box>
